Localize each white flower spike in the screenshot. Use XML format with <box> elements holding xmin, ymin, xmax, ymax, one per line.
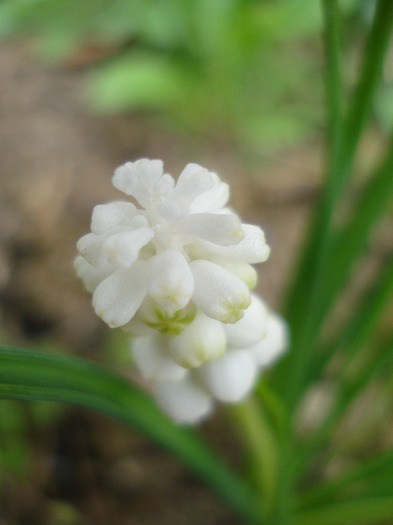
<box><xmin>76</xmin><ymin>158</ymin><xmax>288</xmax><ymax>425</ymax></box>
<box><xmin>76</xmin><ymin>158</ymin><xmax>269</xmax><ymax>333</ymax></box>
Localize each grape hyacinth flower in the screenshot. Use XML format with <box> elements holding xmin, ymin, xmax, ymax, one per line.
<box><xmin>75</xmin><ymin>159</ymin><xmax>269</xmax><ymax>333</ymax></box>
<box><xmin>75</xmin><ymin>158</ymin><xmax>288</xmax><ymax>424</ymax></box>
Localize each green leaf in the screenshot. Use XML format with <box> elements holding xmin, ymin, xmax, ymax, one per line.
<box><xmin>294</xmin><ymin>496</ymin><xmax>393</xmax><ymax>525</ymax></box>
<box><xmin>0</xmin><ymin>345</ymin><xmax>259</xmax><ymax>522</ymax></box>
<box><xmin>321</xmin><ymin>0</ymin><xmax>343</xmax><ymax>154</ymax></box>
<box><xmin>298</xmin><ymin>450</ymin><xmax>393</xmax><ymax>509</ymax></box>
<box><xmin>274</xmin><ymin>8</ymin><xmax>393</xmax><ymax>411</ymax></box>
<box><xmin>296</xmin><ymin>255</ymin><xmax>393</xmax><ymax>467</ymax></box>
<box><xmin>310</xmin><ymin>252</ymin><xmax>393</xmax><ymax>386</ymax></box>
<box><xmin>280</xmin><ymin>1</ymin><xmax>393</xmax><ymax>387</ymax></box>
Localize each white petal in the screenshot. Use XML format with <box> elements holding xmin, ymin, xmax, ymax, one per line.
<box><xmin>198</xmin><ymin>349</ymin><xmax>257</xmax><ymax>403</ymax></box>
<box><xmin>132</xmin><ymin>335</ymin><xmax>187</xmax><ymax>382</ymax></box>
<box><xmin>74</xmin><ymin>255</ymin><xmax>112</xmax><ymax>293</ymax></box>
<box><xmin>181</xmin><ymin>213</ymin><xmax>244</xmax><ymax>246</ymax></box>
<box><xmin>76</xmin><ymin>233</ymin><xmax>105</xmax><ymax>266</ymax></box>
<box><xmin>175</xmin><ymin>163</ymin><xmax>214</xmax><ymax>201</ymax></box>
<box><xmin>152</xmin><ymin>378</ymin><xmax>214</xmax><ymax>424</ymax></box>
<box><xmin>134</xmin><ymin>158</ymin><xmax>164</xmax><ymax>185</ymax></box>
<box><xmin>154</xmin><ymin>173</ymin><xmax>175</xmax><ymax>196</ymax></box>
<box><xmin>146</xmin><ymin>250</ymin><xmax>194</xmax><ymax>311</ymax></box>
<box><xmin>91</xmin><ymin>201</ymin><xmax>137</xmax><ymax>234</ymax></box>
<box><xmin>92</xmin><ymin>261</ymin><xmax>147</xmax><ymax>328</ymax></box>
<box><xmin>248</xmin><ymin>312</ymin><xmax>289</xmax><ymax>368</ymax></box>
<box><xmin>157</xmin><ymin>197</ymin><xmax>185</xmax><ymax>222</ymax></box>
<box><xmin>225</xmin><ymin>294</ymin><xmax>267</xmax><ymax>348</ymax></box>
<box><xmin>198</xmin><ymin>224</ymin><xmax>270</xmax><ymax>264</ymax></box>
<box><xmin>103</xmin><ymin>227</ymin><xmax>153</xmax><ymax>269</ymax></box>
<box><xmin>190</xmin><ymin>260</ymin><xmax>251</xmax><ymax>323</ymax></box>
<box><xmin>190</xmin><ymin>173</ymin><xmax>229</xmax><ymax>213</ymax></box>
<box><xmin>207</xmin><ymin>256</ymin><xmax>258</xmax><ymax>290</ymax></box>
<box><xmin>168</xmin><ymin>312</ymin><xmax>226</xmax><ymax>368</ymax></box>
<box><xmin>112</xmin><ymin>159</ymin><xmax>163</xmax><ymax>207</ymax></box>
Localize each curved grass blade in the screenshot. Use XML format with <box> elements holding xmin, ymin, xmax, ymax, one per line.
<box><xmin>311</xmin><ymin>144</ymin><xmax>393</xmax><ymax>336</ymax></box>
<box><xmin>297</xmin><ymin>450</ymin><xmax>393</xmax><ymax>510</ymax></box>
<box><xmin>308</xmin><ymin>251</ymin><xmax>393</xmax><ymax>387</ymax></box>
<box><xmin>322</xmin><ymin>0</ymin><xmax>343</xmax><ymax>157</ymax></box>
<box><xmin>285</xmin><ymin>0</ymin><xmax>393</xmax><ymax>333</ymax></box>
<box><xmin>300</xmin><ymin>333</ymin><xmax>393</xmax><ymax>470</ymax></box>
<box><xmin>294</xmin><ymin>496</ymin><xmax>393</xmax><ymax>525</ymax></box>
<box><xmin>0</xmin><ymin>345</ymin><xmax>259</xmax><ymax>523</ymax></box>
<box><xmin>277</xmin><ymin>1</ymin><xmax>393</xmax><ymax>405</ymax></box>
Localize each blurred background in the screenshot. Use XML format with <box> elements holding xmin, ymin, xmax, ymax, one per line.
<box><xmin>0</xmin><ymin>0</ymin><xmax>392</xmax><ymax>523</ymax></box>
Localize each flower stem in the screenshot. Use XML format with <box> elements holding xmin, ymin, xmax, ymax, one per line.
<box><xmin>229</xmin><ymin>396</ymin><xmax>279</xmax><ymax>520</ymax></box>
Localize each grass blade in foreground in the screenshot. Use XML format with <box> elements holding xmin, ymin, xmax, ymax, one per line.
<box><xmin>297</xmin><ymin>450</ymin><xmax>393</xmax><ymax>510</ymax></box>
<box><xmin>309</xmin><ymin>142</ymin><xmax>393</xmax><ymax>338</ymax></box>
<box><xmin>294</xmin><ymin>496</ymin><xmax>393</xmax><ymax>525</ymax></box>
<box><xmin>0</xmin><ymin>345</ymin><xmax>259</xmax><ymax>523</ymax></box>
<box><xmin>303</xmin><ymin>248</ymin><xmax>393</xmax><ymax>389</ymax></box>
<box><xmin>285</xmin><ymin>0</ymin><xmax>393</xmax><ymax>336</ymax></box>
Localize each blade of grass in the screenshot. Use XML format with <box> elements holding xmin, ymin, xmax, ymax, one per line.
<box><xmin>285</xmin><ymin>0</ymin><xmax>393</xmax><ymax>336</ymax></box>
<box><xmin>309</xmin><ymin>142</ymin><xmax>393</xmax><ymax>340</ymax></box>
<box><xmin>307</xmin><ymin>249</ymin><xmax>393</xmax><ymax>387</ymax></box>
<box><xmin>294</xmin><ymin>496</ymin><xmax>393</xmax><ymax>525</ymax></box>
<box><xmin>274</xmin><ymin>1</ymin><xmax>393</xmax><ymax>412</ymax></box>
<box><xmin>322</xmin><ymin>0</ymin><xmax>343</xmax><ymax>155</ymax></box>
<box><xmin>271</xmin><ymin>7</ymin><xmax>393</xmax><ymax>521</ymax></box>
<box><xmin>297</xmin><ymin>450</ymin><xmax>393</xmax><ymax>510</ymax></box>
<box><xmin>296</xmin><ymin>254</ymin><xmax>393</xmax><ymax>466</ymax></box>
<box><xmin>300</xmin><ymin>333</ymin><xmax>393</xmax><ymax>470</ymax></box>
<box><xmin>269</xmin><ymin>3</ymin><xmax>345</xmax><ymax>522</ymax></box>
<box><xmin>0</xmin><ymin>345</ymin><xmax>260</xmax><ymax>523</ymax></box>
<box><xmin>277</xmin><ymin>131</ymin><xmax>393</xmax><ymax>414</ymax></box>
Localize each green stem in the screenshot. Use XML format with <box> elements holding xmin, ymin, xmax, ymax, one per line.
<box><xmin>229</xmin><ymin>396</ymin><xmax>279</xmax><ymax>520</ymax></box>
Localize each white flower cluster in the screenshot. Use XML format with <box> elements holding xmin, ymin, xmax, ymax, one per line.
<box><xmin>76</xmin><ymin>159</ymin><xmax>288</xmax><ymax>424</ymax></box>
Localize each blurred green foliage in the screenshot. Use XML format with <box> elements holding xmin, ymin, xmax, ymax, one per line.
<box><xmin>0</xmin><ymin>0</ymin><xmax>363</xmax><ymax>152</ymax></box>
<box><xmin>0</xmin><ymin>335</ymin><xmax>63</xmax><ymax>489</ymax></box>
<box><xmin>0</xmin><ymin>401</ymin><xmax>31</xmax><ymax>481</ymax></box>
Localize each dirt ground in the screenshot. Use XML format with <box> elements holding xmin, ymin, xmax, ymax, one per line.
<box><xmin>0</xmin><ymin>41</ymin><xmax>320</xmax><ymax>524</ymax></box>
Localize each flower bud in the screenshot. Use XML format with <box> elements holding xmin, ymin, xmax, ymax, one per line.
<box><xmin>168</xmin><ymin>312</ymin><xmax>226</xmax><ymax>368</ymax></box>
<box><xmin>190</xmin><ymin>260</ymin><xmax>251</xmax><ymax>323</ymax></box>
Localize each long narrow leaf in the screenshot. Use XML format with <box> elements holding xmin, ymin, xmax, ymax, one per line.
<box><xmin>300</xmin><ymin>334</ymin><xmax>393</xmax><ymax>469</ymax></box>
<box><xmin>308</xmin><ymin>251</ymin><xmax>393</xmax><ymax>387</ymax></box>
<box><xmin>297</xmin><ymin>450</ymin><xmax>393</xmax><ymax>509</ymax></box>
<box><xmin>274</xmin><ymin>1</ymin><xmax>393</xmax><ymax>410</ymax></box>
<box><xmin>322</xmin><ymin>0</ymin><xmax>343</xmax><ymax>156</ymax></box>
<box><xmin>312</xmin><ymin>145</ymin><xmax>393</xmax><ymax>335</ymax></box>
<box><xmin>294</xmin><ymin>496</ymin><xmax>393</xmax><ymax>525</ymax></box>
<box><xmin>297</xmin><ymin>255</ymin><xmax>393</xmax><ymax>463</ymax></box>
<box><xmin>285</xmin><ymin>0</ymin><xmax>393</xmax><ymax>334</ymax></box>
<box><xmin>0</xmin><ymin>345</ymin><xmax>259</xmax><ymax>522</ymax></box>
